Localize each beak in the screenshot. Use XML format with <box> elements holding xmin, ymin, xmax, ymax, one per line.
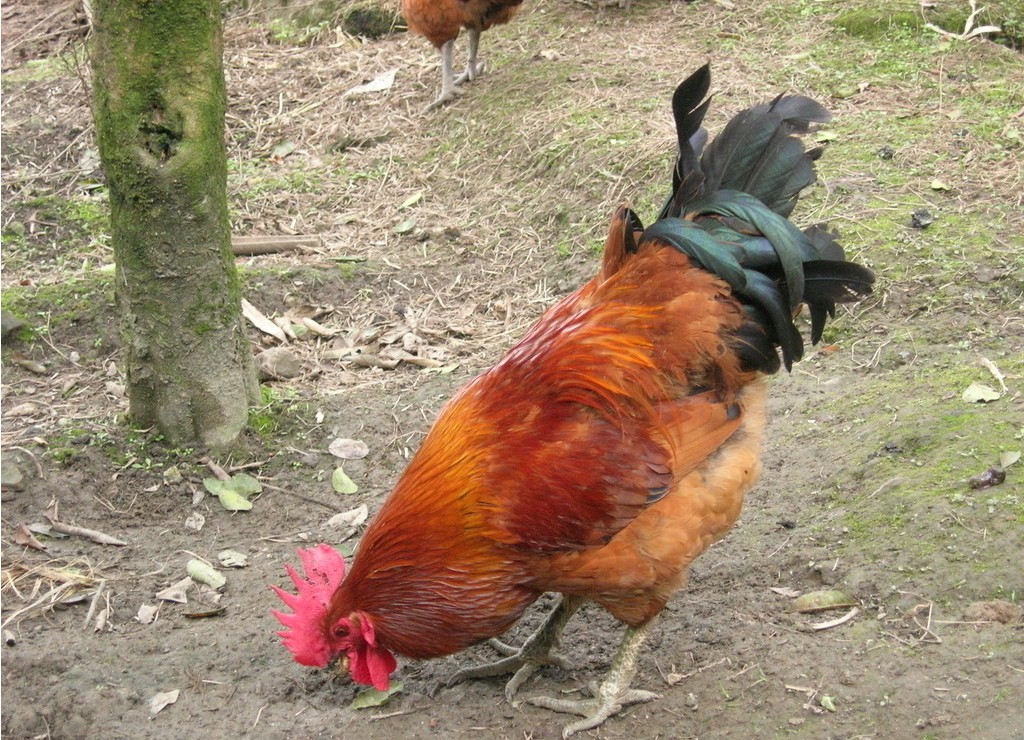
<box><xmin>337</xmin><ymin>654</ymin><xmax>350</xmax><ymax>678</ymax></box>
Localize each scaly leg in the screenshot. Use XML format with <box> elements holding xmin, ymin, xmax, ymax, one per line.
<box><xmin>453</xmin><ymin>28</ymin><xmax>484</xmax><ymax>85</ymax></box>
<box><xmin>526</xmin><ymin>620</ymin><xmax>661</xmax><ymax>739</ymax></box>
<box><xmin>424</xmin><ymin>39</ymin><xmax>457</xmax><ymax>112</ymax></box>
<box><xmin>445</xmin><ymin>595</ymin><xmax>584</xmax><ymax>700</ymax></box>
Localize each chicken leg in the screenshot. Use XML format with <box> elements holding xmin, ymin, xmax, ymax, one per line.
<box><xmin>425</xmin><ymin>29</ymin><xmax>486</xmax><ymax>112</ymax></box>
<box><xmin>424</xmin><ymin>39</ymin><xmax>459</xmax><ymax>112</ymax></box>
<box><xmin>526</xmin><ymin>620</ymin><xmax>661</xmax><ymax>738</ymax></box>
<box><xmin>453</xmin><ymin>28</ymin><xmax>485</xmax><ymax>85</ymax></box>
<box><xmin>445</xmin><ymin>595</ymin><xmax>583</xmax><ymax>699</ymax></box>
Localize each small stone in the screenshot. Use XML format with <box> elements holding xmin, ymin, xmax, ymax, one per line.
<box><xmin>910</xmin><ymin>209</ymin><xmax>934</xmax><ymax>229</ymax></box>
<box><xmin>1</xmin><ymin>460</ymin><xmax>24</xmax><ymax>491</ymax></box>
<box><xmin>256</xmin><ymin>347</ymin><xmax>303</xmax><ymax>380</ymax></box>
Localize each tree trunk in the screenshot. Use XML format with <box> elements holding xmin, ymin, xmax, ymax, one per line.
<box><xmin>90</xmin><ymin>0</ymin><xmax>258</xmax><ymax>450</ymax></box>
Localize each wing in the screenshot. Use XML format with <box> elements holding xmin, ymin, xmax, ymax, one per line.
<box><xmin>479</xmin><ymin>392</ymin><xmax>742</xmax><ymax>553</ymax></box>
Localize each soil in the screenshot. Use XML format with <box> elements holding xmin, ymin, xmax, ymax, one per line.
<box><xmin>2</xmin><ymin>1</ymin><xmax>1022</xmax><ymax>739</ymax></box>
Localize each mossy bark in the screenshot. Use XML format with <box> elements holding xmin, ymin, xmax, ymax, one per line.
<box><xmin>90</xmin><ymin>0</ymin><xmax>258</xmax><ymax>450</ymax></box>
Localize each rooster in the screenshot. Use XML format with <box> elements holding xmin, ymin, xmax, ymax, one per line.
<box><xmin>273</xmin><ymin>65</ymin><xmax>873</xmax><ymax>736</ymax></box>
<box><xmin>403</xmin><ymin>0</ymin><xmax>525</xmax><ymax>110</ymax></box>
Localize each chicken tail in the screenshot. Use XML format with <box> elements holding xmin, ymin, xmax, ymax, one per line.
<box><xmin>641</xmin><ymin>65</ymin><xmax>873</xmax><ymax>372</ymax></box>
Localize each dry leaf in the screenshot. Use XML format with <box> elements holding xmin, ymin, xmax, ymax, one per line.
<box><xmin>1000</xmin><ymin>451</ymin><xmax>1021</xmax><ymax>469</ymax></box>
<box><xmin>810</xmin><ymin>606</ymin><xmax>860</xmax><ymax>630</ymax></box>
<box><xmin>136</xmin><ymin>603</ymin><xmax>159</xmax><ymax>624</ymax></box>
<box><xmin>184</xmin><ymin>608</ymin><xmax>227</xmax><ymax>619</ymax></box>
<box><xmin>156</xmin><ymin>577</ymin><xmax>193</xmax><ymax>604</ymax></box>
<box><xmin>404</xmin><ymin>356</ymin><xmax>444</xmax><ymax>368</ymax></box>
<box><xmin>343</xmin><ymin>68</ymin><xmax>397</xmax><ymax>98</ymax></box>
<box><xmin>242</xmin><ymin>298</ymin><xmax>288</xmax><ymax>343</ymax></box>
<box><xmin>350</xmin><ymin>683</ymin><xmax>403</xmax><ymax>709</ymax></box>
<box><xmin>11</xmin><ymin>352</ymin><xmax>46</xmax><ymax>374</ymax></box>
<box><xmin>326</xmin><ymin>504</ymin><xmax>369</xmax><ymax>530</ymax></box>
<box><xmin>297</xmin><ymin>317</ymin><xmax>337</xmax><ymax>336</ymax></box>
<box><xmin>148</xmin><ymin>689</ymin><xmax>180</xmax><ymax>716</ymax></box>
<box><xmin>400</xmin><ymin>191</ymin><xmax>423</xmax><ymax>209</ymax></box>
<box><xmin>217</xmin><ymin>549</ymin><xmax>248</xmax><ymax>568</ymax></box>
<box><xmin>272</xmin><ymin>315</ymin><xmax>299</xmax><ymax>340</ymax></box>
<box><xmin>393</xmin><ymin>217</ymin><xmax>416</xmax><ymax>235</ymax></box>
<box><xmin>350</xmin><ymin>354</ymin><xmax>400</xmax><ymax>370</ymax></box>
<box><xmin>328</xmin><ymin>438</ymin><xmax>369</xmax><ymax>460</ymax></box>
<box><xmin>962</xmin><ymin>381</ymin><xmax>1000</xmax><ymax>403</ymax></box>
<box><xmin>256</xmin><ymin>347</ymin><xmax>303</xmax><ymax>380</ymax></box>
<box><xmin>93</xmin><ymin>602</ymin><xmax>110</xmax><ymax>633</ymax></box>
<box><xmin>13</xmin><ymin>523</ymin><xmax>47</xmax><ymax>551</ymax></box>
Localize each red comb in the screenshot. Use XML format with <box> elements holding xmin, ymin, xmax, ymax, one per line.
<box><xmin>271</xmin><ymin>543</ymin><xmax>347</xmax><ymax>667</ymax></box>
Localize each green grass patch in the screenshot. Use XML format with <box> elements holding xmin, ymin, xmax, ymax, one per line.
<box><xmin>0</xmin><ymin>273</ymin><xmax>115</xmax><ymax>333</ymax></box>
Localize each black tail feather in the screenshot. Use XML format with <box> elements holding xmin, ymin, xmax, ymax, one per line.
<box><xmin>730</xmin><ymin>306</ymin><xmax>783</xmax><ymax>375</ymax></box>
<box><xmin>661</xmin><ymin>64</ymin><xmax>712</xmax><ymax>220</ymax></box>
<box><xmin>637</xmin><ymin>65</ymin><xmax>873</xmax><ymax>374</ymax></box>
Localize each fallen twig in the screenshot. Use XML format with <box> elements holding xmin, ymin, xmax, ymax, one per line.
<box><xmin>979</xmin><ymin>356</ymin><xmax>1008</xmax><ymax>393</ymax></box>
<box><xmin>44</xmin><ymin>518</ymin><xmax>127</xmax><ymax>546</ymax></box>
<box><xmin>256</xmin><ymin>480</ymin><xmax>338</xmax><ymax>511</ymax></box>
<box><xmin>82</xmin><ymin>580</ymin><xmax>106</xmax><ymax>630</ymax></box>
<box><xmin>924</xmin><ymin>0</ymin><xmax>1001</xmax><ymax>41</ymax></box>
<box><xmin>227</xmin><ymin>459</ymin><xmax>271</xmax><ymax>473</ymax></box>
<box><xmin>201</xmin><ymin>457</ymin><xmax>232</xmax><ymax>481</ymax></box>
<box><xmin>366</xmin><ymin>705</ymin><xmax>427</xmax><ymax>721</ymax></box>
<box><xmin>43</xmin><ymin>500</ymin><xmax>127</xmax><ymax>546</ymax></box>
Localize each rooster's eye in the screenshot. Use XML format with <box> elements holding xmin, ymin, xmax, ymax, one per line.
<box><xmin>333</xmin><ymin>625</ymin><xmax>349</xmax><ymax>638</ymax></box>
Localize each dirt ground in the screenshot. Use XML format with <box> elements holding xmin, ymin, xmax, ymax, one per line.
<box><xmin>2</xmin><ymin>1</ymin><xmax>1023</xmax><ymax>738</ymax></box>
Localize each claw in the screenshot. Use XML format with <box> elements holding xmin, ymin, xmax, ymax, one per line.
<box><xmin>525</xmin><ymin>621</ymin><xmax>658</xmax><ymax>737</ymax></box>
<box><xmin>527</xmin><ymin>688</ymin><xmax>660</xmax><ymax>738</ymax></box>
<box><xmin>439</xmin><ymin>596</ymin><xmax>584</xmax><ymax>699</ymax></box>
<box><xmin>486</xmin><ymin>637</ymin><xmax>520</xmax><ymax>657</ymax></box>
<box><xmin>453</xmin><ymin>60</ymin><xmax>486</xmax><ymax>86</ymax></box>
